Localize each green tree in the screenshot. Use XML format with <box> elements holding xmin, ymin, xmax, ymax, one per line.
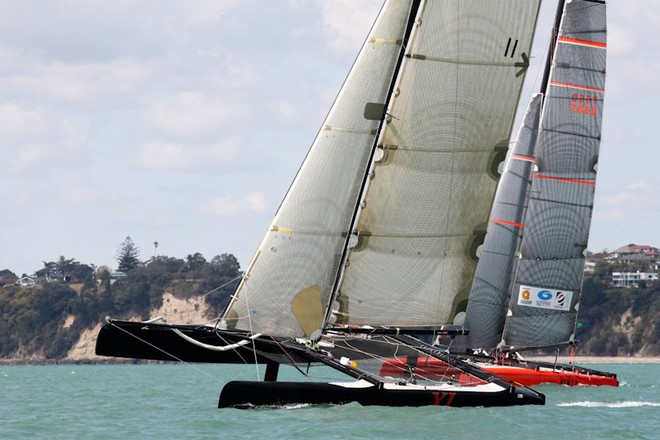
<box><xmin>116</xmin><ymin>236</ymin><xmax>141</xmax><ymax>273</ymax></box>
<box><xmin>0</xmin><ymin>269</ymin><xmax>17</xmax><ymax>279</ymax></box>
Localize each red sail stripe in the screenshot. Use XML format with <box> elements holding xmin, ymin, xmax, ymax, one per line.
<box><xmin>535</xmin><ymin>174</ymin><xmax>596</xmax><ymax>186</ymax></box>
<box><xmin>550</xmin><ymin>81</ymin><xmax>605</xmax><ymax>93</ymax></box>
<box><xmin>490</xmin><ymin>218</ymin><xmax>525</xmax><ymax>228</ymax></box>
<box><xmin>511</xmin><ymin>154</ymin><xmax>535</xmax><ymax>163</ymax></box>
<box><xmin>558</xmin><ymin>36</ymin><xmax>606</xmax><ymax>49</ymax></box>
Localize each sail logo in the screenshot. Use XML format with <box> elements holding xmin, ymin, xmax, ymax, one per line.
<box><xmin>517</xmin><ymin>286</ymin><xmax>573</xmax><ymax>311</ymax></box>
<box><xmin>537</xmin><ymin>290</ymin><xmax>553</xmax><ymax>301</ymax></box>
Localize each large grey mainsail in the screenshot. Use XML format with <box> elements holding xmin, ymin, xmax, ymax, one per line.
<box><xmin>460</xmin><ymin>93</ymin><xmax>543</xmax><ymax>351</ymax></box>
<box><xmin>224</xmin><ymin>1</ymin><xmax>416</xmax><ymax>338</ymax></box>
<box><xmin>502</xmin><ymin>0</ymin><xmax>607</xmax><ymax>349</ymax></box>
<box><xmin>332</xmin><ymin>0</ymin><xmax>541</xmax><ymax>328</ymax></box>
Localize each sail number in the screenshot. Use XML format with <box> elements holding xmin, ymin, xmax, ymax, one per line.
<box><xmin>570</xmin><ymin>93</ymin><xmax>598</xmax><ymax>116</ymax></box>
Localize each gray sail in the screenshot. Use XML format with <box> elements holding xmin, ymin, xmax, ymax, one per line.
<box><xmin>332</xmin><ymin>0</ymin><xmax>541</xmax><ymax>328</ymax></box>
<box><xmin>460</xmin><ymin>93</ymin><xmax>543</xmax><ymax>351</ymax></box>
<box><xmin>223</xmin><ymin>1</ymin><xmax>416</xmax><ymax>338</ymax></box>
<box><xmin>503</xmin><ymin>0</ymin><xmax>607</xmax><ymax>349</ymax></box>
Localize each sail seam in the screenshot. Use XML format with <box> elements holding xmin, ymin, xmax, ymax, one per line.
<box><xmin>406</xmin><ymin>53</ymin><xmax>524</xmax><ymax>68</ymax></box>
<box><xmin>527</xmin><ymin>196</ymin><xmax>593</xmax><ymax>209</ymax></box>
<box><xmin>358</xmin><ymin>231</ymin><xmax>469</xmax><ymax>239</ymax></box>
<box><xmin>490</xmin><ymin>218</ymin><xmax>525</xmax><ymax>228</ymax></box>
<box><xmin>511</xmin><ymin>154</ymin><xmax>535</xmax><ymax>163</ymax></box>
<box><xmin>549</xmin><ymin>81</ymin><xmax>604</xmax><ymax>93</ymax></box>
<box><xmin>541</xmin><ymin>127</ymin><xmax>601</xmax><ymax>141</ymax></box>
<box><xmin>270</xmin><ymin>226</ymin><xmax>345</xmax><ymax>236</ymax></box>
<box><xmin>323</xmin><ymin>125</ymin><xmax>378</xmax><ymax>135</ymax></box>
<box><xmin>385</xmin><ymin>146</ymin><xmax>502</xmax><ymax>153</ymax></box>
<box><xmin>534</xmin><ymin>174</ymin><xmax>595</xmax><ymax>186</ymax></box>
<box><xmin>368</xmin><ymin>38</ymin><xmax>402</xmax><ymax>45</ymax></box>
<box><xmin>558</xmin><ymin>36</ymin><xmax>606</xmax><ymax>49</ymax></box>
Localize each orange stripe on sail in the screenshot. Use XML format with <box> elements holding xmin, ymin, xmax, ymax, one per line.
<box><xmin>511</xmin><ymin>154</ymin><xmax>535</xmax><ymax>163</ymax></box>
<box><xmin>558</xmin><ymin>36</ymin><xmax>606</xmax><ymax>49</ymax></box>
<box><xmin>550</xmin><ymin>81</ymin><xmax>605</xmax><ymax>93</ymax></box>
<box><xmin>490</xmin><ymin>219</ymin><xmax>525</xmax><ymax>228</ymax></box>
<box><xmin>535</xmin><ymin>174</ymin><xmax>596</xmax><ymax>186</ymax></box>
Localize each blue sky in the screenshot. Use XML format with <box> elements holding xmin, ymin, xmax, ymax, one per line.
<box><xmin>1</xmin><ymin>0</ymin><xmax>657</xmax><ymax>276</ymax></box>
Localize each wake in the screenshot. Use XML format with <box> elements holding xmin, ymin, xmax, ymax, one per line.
<box><xmin>557</xmin><ymin>401</ymin><xmax>660</xmax><ymax>408</ymax></box>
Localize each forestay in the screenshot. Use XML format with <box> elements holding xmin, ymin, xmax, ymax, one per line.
<box><xmin>503</xmin><ymin>0</ymin><xmax>607</xmax><ymax>349</ymax></box>
<box><xmin>334</xmin><ymin>0</ymin><xmax>540</xmax><ymax>327</ymax></box>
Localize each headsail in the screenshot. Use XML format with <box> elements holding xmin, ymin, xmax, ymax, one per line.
<box><xmin>224</xmin><ymin>1</ymin><xmax>418</xmax><ymax>338</ymax></box>
<box><xmin>333</xmin><ymin>0</ymin><xmax>541</xmax><ymax>328</ymax></box>
<box><xmin>460</xmin><ymin>93</ymin><xmax>543</xmax><ymax>351</ymax></box>
<box><xmin>502</xmin><ymin>0</ymin><xmax>607</xmax><ymax>349</ymax></box>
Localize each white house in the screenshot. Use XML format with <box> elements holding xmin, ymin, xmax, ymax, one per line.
<box><xmin>16</xmin><ymin>276</ymin><xmax>36</xmax><ymax>287</ymax></box>
<box><xmin>611</xmin><ymin>271</ymin><xmax>658</xmax><ymax>288</ymax></box>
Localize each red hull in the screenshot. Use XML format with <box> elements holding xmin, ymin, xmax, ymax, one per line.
<box><xmin>380</xmin><ymin>357</ymin><xmax>618</xmax><ymax>387</ymax></box>
<box><xmin>480</xmin><ymin>364</ymin><xmax>618</xmax><ymax>387</ymax></box>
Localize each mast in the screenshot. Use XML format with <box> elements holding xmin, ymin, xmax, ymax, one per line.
<box><xmin>323</xmin><ymin>0</ymin><xmax>423</xmax><ymax>329</ymax></box>
<box><xmin>539</xmin><ymin>0</ymin><xmax>566</xmax><ymax>94</ymax></box>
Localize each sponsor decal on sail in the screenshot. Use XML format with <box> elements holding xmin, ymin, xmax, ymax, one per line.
<box><xmin>517</xmin><ymin>286</ymin><xmax>573</xmax><ymax>311</ymax></box>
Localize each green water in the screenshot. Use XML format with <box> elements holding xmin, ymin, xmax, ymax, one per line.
<box><xmin>1</xmin><ymin>363</ymin><xmax>657</xmax><ymax>439</ymax></box>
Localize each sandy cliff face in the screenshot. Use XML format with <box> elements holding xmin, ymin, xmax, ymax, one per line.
<box><xmin>65</xmin><ymin>292</ymin><xmax>210</xmax><ymax>361</ymax></box>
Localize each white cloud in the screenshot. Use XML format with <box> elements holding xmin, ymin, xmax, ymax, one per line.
<box><xmin>144</xmin><ymin>91</ymin><xmax>248</xmax><ymax>137</ymax></box>
<box><xmin>270</xmin><ymin>99</ymin><xmax>300</xmax><ymax>123</ymax></box>
<box><xmin>133</xmin><ymin>138</ymin><xmax>242</xmax><ymax>170</ymax></box>
<box><xmin>0</xmin><ymin>104</ymin><xmax>87</xmax><ymax>172</ymax></box>
<box><xmin>58</xmin><ymin>186</ymin><xmax>121</xmax><ymax>205</ymax></box>
<box><xmin>201</xmin><ymin>192</ymin><xmax>269</xmax><ymax>217</ymax></box>
<box><xmin>320</xmin><ymin>1</ymin><xmax>381</xmax><ymax>55</ymax></box>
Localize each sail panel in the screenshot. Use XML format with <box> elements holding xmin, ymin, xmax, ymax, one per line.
<box><xmin>225</xmin><ymin>0</ymin><xmax>416</xmax><ymax>338</ymax></box>
<box><xmin>460</xmin><ymin>94</ymin><xmax>543</xmax><ymax>350</ymax></box>
<box><xmin>503</xmin><ymin>0</ymin><xmax>606</xmax><ymax>349</ymax></box>
<box><xmin>337</xmin><ymin>0</ymin><xmax>541</xmax><ymax>327</ymax></box>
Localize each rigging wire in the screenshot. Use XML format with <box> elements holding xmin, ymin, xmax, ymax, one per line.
<box><xmin>107</xmin><ymin>320</ymin><xmax>226</xmax><ymax>385</ymax></box>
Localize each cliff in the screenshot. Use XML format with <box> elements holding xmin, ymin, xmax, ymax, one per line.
<box><xmin>65</xmin><ymin>292</ymin><xmax>210</xmax><ymax>362</ymax></box>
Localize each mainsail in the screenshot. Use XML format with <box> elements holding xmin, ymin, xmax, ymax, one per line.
<box><xmin>503</xmin><ymin>0</ymin><xmax>606</xmax><ymax>349</ymax></box>
<box><xmin>332</xmin><ymin>0</ymin><xmax>540</xmax><ymax>328</ymax></box>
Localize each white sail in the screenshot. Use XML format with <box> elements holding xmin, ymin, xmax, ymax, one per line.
<box><xmin>335</xmin><ymin>0</ymin><xmax>541</xmax><ymax>327</ymax></box>
<box><xmin>503</xmin><ymin>0</ymin><xmax>607</xmax><ymax>349</ymax></box>
<box><xmin>224</xmin><ymin>0</ymin><xmax>416</xmax><ymax>338</ymax></box>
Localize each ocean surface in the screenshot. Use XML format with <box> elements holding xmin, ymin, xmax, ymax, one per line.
<box><xmin>1</xmin><ymin>362</ymin><xmax>657</xmax><ymax>439</ymax></box>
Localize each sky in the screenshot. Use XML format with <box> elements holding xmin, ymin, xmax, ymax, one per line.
<box><xmin>1</xmin><ymin>0</ymin><xmax>658</xmax><ymax>276</ymax></box>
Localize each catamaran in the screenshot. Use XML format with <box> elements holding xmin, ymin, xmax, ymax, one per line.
<box><xmin>96</xmin><ymin>0</ymin><xmax>611</xmax><ymax>407</ymax></box>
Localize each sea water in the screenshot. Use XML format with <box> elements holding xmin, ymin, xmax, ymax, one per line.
<box><xmin>1</xmin><ymin>363</ymin><xmax>657</xmax><ymax>439</ymax></box>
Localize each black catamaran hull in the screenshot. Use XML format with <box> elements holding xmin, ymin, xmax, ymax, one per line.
<box><xmin>95</xmin><ymin>319</ymin><xmax>309</xmax><ymax>364</ymax></box>
<box><xmin>218</xmin><ymin>381</ymin><xmax>545</xmax><ymax>408</ymax></box>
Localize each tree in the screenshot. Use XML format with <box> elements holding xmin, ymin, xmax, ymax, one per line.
<box><xmin>0</xmin><ymin>269</ymin><xmax>17</xmax><ymax>279</ymax></box>
<box><xmin>185</xmin><ymin>252</ymin><xmax>207</xmax><ymax>273</ymax></box>
<box><xmin>116</xmin><ymin>236</ymin><xmax>141</xmax><ymax>272</ymax></box>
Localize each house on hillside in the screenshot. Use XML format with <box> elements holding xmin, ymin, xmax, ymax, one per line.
<box><xmin>612</xmin><ymin>244</ymin><xmax>660</xmax><ymax>258</ymax></box>
<box><xmin>16</xmin><ymin>276</ymin><xmax>36</xmax><ymax>287</ymax></box>
<box><xmin>0</xmin><ymin>278</ymin><xmax>18</xmax><ymax>287</ymax></box>
<box><xmin>612</xmin><ymin>271</ymin><xmax>658</xmax><ymax>288</ymax></box>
